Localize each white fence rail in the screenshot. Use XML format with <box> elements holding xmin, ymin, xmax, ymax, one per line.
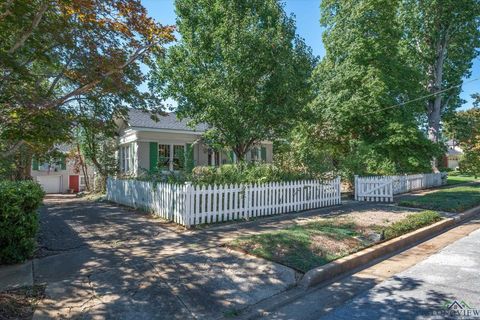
<box><xmin>355</xmin><ymin>173</ymin><xmax>446</xmax><ymax>202</ymax></box>
<box><xmin>107</xmin><ymin>178</ymin><xmax>342</xmax><ymax>227</ymax></box>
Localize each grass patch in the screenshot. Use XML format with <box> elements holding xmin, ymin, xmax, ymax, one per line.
<box><xmin>229</xmin><ymin>220</ymin><xmax>366</xmax><ymax>272</ymax></box>
<box><xmin>229</xmin><ymin>212</ymin><xmax>443</xmax><ymax>272</ymax></box>
<box><xmin>382</xmin><ymin>211</ymin><xmax>442</xmax><ymax>239</ymax></box>
<box><xmin>399</xmin><ymin>185</ymin><xmax>480</xmax><ymax>213</ymax></box>
<box><xmin>446</xmin><ymin>174</ymin><xmax>478</xmax><ymax>185</ymax></box>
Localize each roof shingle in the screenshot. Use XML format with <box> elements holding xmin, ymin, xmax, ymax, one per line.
<box><xmin>126</xmin><ymin>109</ymin><xmax>207</xmax><ymax>132</ymax></box>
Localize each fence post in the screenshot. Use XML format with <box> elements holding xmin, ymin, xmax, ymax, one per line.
<box><xmin>354</xmin><ymin>175</ymin><xmax>358</xmax><ymax>201</ymax></box>
<box><xmin>184</xmin><ymin>182</ymin><xmax>192</xmax><ymax>228</ymax></box>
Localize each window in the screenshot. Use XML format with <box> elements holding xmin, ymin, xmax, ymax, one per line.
<box><xmin>80</xmin><ymin>176</ymin><xmax>86</xmax><ymax>186</ymax></box>
<box><xmin>250</xmin><ymin>147</ymin><xmax>260</xmax><ymax>163</ymax></box>
<box><xmin>250</xmin><ymin>146</ymin><xmax>267</xmax><ymax>163</ymax></box>
<box><xmin>207</xmin><ymin>149</ymin><xmax>220</xmax><ymax>166</ymax></box>
<box><xmin>158</xmin><ymin>144</ymin><xmax>170</xmax><ymax>170</ymax></box>
<box><xmin>173</xmin><ymin>145</ymin><xmax>185</xmax><ymax>170</ymax></box>
<box><xmin>120</xmin><ymin>144</ymin><xmax>133</xmax><ymax>173</ymax></box>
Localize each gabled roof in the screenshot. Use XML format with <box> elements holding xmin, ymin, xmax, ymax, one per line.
<box><xmin>125</xmin><ymin>109</ymin><xmax>208</xmax><ymax>132</ymax></box>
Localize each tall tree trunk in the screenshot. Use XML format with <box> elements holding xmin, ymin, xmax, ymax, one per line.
<box><xmin>426</xmin><ymin>32</ymin><xmax>448</xmax><ymax>173</ymax></box>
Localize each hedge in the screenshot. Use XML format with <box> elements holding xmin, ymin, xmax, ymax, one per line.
<box><xmin>0</xmin><ymin>180</ymin><xmax>44</xmax><ymax>264</ymax></box>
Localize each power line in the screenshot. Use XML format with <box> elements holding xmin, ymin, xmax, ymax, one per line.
<box><xmin>361</xmin><ymin>77</ymin><xmax>480</xmax><ymax>116</ymax></box>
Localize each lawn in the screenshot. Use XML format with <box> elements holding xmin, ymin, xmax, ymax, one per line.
<box><xmin>228</xmin><ymin>211</ymin><xmax>441</xmax><ymax>272</ymax></box>
<box><xmin>399</xmin><ymin>184</ymin><xmax>480</xmax><ymax>213</ymax></box>
<box><xmin>446</xmin><ymin>174</ymin><xmax>479</xmax><ymax>185</ymax></box>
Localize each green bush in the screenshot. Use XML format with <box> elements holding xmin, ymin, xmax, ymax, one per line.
<box><xmin>139</xmin><ymin>163</ymin><xmax>326</xmax><ymax>185</ymax></box>
<box><xmin>383</xmin><ymin>211</ymin><xmax>442</xmax><ymax>240</ymax></box>
<box><xmin>0</xmin><ymin>180</ymin><xmax>44</xmax><ymax>264</ymax></box>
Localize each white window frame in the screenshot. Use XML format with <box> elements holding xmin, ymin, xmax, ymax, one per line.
<box><xmin>207</xmin><ymin>148</ymin><xmax>220</xmax><ymax>167</ymax></box>
<box><xmin>120</xmin><ymin>144</ymin><xmax>133</xmax><ymax>173</ymax></box>
<box><xmin>250</xmin><ymin>147</ymin><xmax>261</xmax><ymax>163</ymax></box>
<box><xmin>158</xmin><ymin>143</ymin><xmax>187</xmax><ymax>171</ymax></box>
<box><xmin>172</xmin><ymin>145</ymin><xmax>185</xmax><ymax>170</ymax></box>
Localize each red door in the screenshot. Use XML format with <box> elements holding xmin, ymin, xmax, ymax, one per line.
<box><xmin>69</xmin><ymin>175</ymin><xmax>79</xmax><ymax>193</ymax></box>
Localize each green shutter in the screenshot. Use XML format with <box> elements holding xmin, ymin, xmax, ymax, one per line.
<box><xmin>149</xmin><ymin>142</ymin><xmax>158</xmax><ymax>171</ymax></box>
<box><xmin>185</xmin><ymin>143</ymin><xmax>195</xmax><ymax>172</ymax></box>
<box><xmin>32</xmin><ymin>158</ymin><xmax>39</xmax><ymax>171</ymax></box>
<box><xmin>261</xmin><ymin>146</ymin><xmax>267</xmax><ymax>162</ymax></box>
<box><xmin>60</xmin><ymin>157</ymin><xmax>66</xmax><ymax>170</ymax></box>
<box><xmin>229</xmin><ymin>151</ymin><xmax>235</xmax><ymax>164</ymax></box>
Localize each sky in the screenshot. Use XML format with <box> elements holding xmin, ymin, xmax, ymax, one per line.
<box><xmin>141</xmin><ymin>0</ymin><xmax>479</xmax><ymax>110</ymax></box>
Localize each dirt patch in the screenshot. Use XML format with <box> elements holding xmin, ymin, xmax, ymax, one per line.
<box><xmin>300</xmin><ymin>209</ymin><xmax>412</xmax><ymax>228</ymax></box>
<box><xmin>310</xmin><ymin>234</ymin><xmax>363</xmax><ymax>257</ymax></box>
<box><xmin>0</xmin><ymin>285</ymin><xmax>45</xmax><ymax>320</ymax></box>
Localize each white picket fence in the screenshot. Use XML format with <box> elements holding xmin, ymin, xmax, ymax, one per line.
<box><xmin>355</xmin><ymin>173</ymin><xmax>446</xmax><ymax>202</ymax></box>
<box><xmin>107</xmin><ymin>177</ymin><xmax>342</xmax><ymax>227</ymax></box>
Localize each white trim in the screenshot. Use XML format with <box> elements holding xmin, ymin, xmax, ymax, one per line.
<box><xmin>130</xmin><ymin>126</ymin><xmax>205</xmax><ymax>135</ymax></box>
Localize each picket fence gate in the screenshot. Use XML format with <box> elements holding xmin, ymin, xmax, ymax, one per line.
<box><xmin>354</xmin><ymin>173</ymin><xmax>445</xmax><ymax>203</ymax></box>
<box><xmin>107</xmin><ymin>177</ymin><xmax>342</xmax><ymax>227</ymax></box>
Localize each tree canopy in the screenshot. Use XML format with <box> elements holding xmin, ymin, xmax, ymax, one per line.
<box><xmin>445</xmin><ymin>94</ymin><xmax>480</xmax><ymax>176</ymax></box>
<box><xmin>303</xmin><ymin>0</ymin><xmax>440</xmax><ymax>177</ymax></box>
<box><xmin>152</xmin><ymin>0</ymin><xmax>315</xmax><ymax>160</ymax></box>
<box><xmin>0</xmin><ymin>0</ymin><xmax>174</xmax><ymax>179</ymax></box>
<box><xmin>400</xmin><ymin>0</ymin><xmax>480</xmax><ymax>170</ymax></box>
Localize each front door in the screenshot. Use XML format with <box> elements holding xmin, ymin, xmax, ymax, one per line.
<box><xmin>69</xmin><ymin>175</ymin><xmax>79</xmax><ymax>193</ymax></box>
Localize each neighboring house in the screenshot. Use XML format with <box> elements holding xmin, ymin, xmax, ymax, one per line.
<box><xmin>114</xmin><ymin>109</ymin><xmax>274</xmax><ymax>176</ymax></box>
<box><xmin>443</xmin><ymin>139</ymin><xmax>463</xmax><ymax>170</ymax></box>
<box><xmin>31</xmin><ymin>145</ymin><xmax>95</xmax><ymax>194</ymax></box>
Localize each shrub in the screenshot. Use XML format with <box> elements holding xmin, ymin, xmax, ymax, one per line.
<box><xmin>383</xmin><ymin>211</ymin><xmax>442</xmax><ymax>240</ymax></box>
<box><xmin>0</xmin><ymin>180</ymin><xmax>44</xmax><ymax>264</ymax></box>
<box><xmin>188</xmin><ymin>163</ymin><xmax>320</xmax><ymax>185</ymax></box>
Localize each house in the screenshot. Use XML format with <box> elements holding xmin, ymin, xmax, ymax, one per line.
<box><xmin>114</xmin><ymin>109</ymin><xmax>274</xmax><ymax>176</ymax></box>
<box><xmin>31</xmin><ymin>145</ymin><xmax>95</xmax><ymax>194</ymax></box>
<box><xmin>443</xmin><ymin>139</ymin><xmax>463</xmax><ymax>170</ymax></box>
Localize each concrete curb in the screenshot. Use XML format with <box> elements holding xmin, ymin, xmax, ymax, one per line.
<box><xmin>235</xmin><ymin>205</ymin><xmax>480</xmax><ymax>320</ymax></box>
<box><xmin>299</xmin><ymin>204</ymin><xmax>480</xmax><ymax>288</ymax></box>
<box><xmin>0</xmin><ymin>260</ymin><xmax>33</xmax><ymax>292</ymax></box>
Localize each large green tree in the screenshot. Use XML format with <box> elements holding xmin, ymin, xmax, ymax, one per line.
<box><xmin>400</xmin><ymin>0</ymin><xmax>480</xmax><ymax>171</ymax></box>
<box><xmin>153</xmin><ymin>0</ymin><xmax>315</xmax><ymax>161</ymax></box>
<box><xmin>308</xmin><ymin>0</ymin><xmax>438</xmax><ymax>177</ymax></box>
<box><xmin>0</xmin><ymin>0</ymin><xmax>174</xmax><ymax>179</ymax></box>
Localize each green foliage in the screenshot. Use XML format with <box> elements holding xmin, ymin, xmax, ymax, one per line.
<box><xmin>0</xmin><ymin>180</ymin><xmax>44</xmax><ymax>264</ymax></box>
<box><xmin>153</xmin><ymin>0</ymin><xmax>315</xmax><ymax>160</ymax></box>
<box><xmin>140</xmin><ymin>163</ymin><xmax>321</xmax><ymax>185</ymax></box>
<box><xmin>189</xmin><ymin>164</ymin><xmax>317</xmax><ymax>185</ymax></box>
<box><xmin>298</xmin><ymin>0</ymin><xmax>440</xmax><ymax>180</ymax></box>
<box><xmin>445</xmin><ymin>105</ymin><xmax>480</xmax><ymax>177</ymax></box>
<box><xmin>0</xmin><ymin>0</ymin><xmax>174</xmax><ymax>179</ymax></box>
<box><xmin>399</xmin><ymin>185</ymin><xmax>480</xmax><ymax>212</ymax></box>
<box><xmin>446</xmin><ymin>174</ymin><xmax>478</xmax><ymax>185</ymax></box>
<box><xmin>383</xmin><ymin>211</ymin><xmax>442</xmax><ymax>240</ymax></box>
<box><xmin>78</xmin><ymin>123</ymin><xmax>118</xmax><ymax>192</ymax></box>
<box><xmin>400</xmin><ymin>0</ymin><xmax>480</xmax><ymax>127</ymax></box>
<box><xmin>229</xmin><ymin>220</ymin><xmax>364</xmax><ymax>272</ymax></box>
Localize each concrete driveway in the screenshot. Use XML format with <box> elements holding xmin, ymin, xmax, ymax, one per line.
<box><xmin>33</xmin><ymin>195</ymin><xmax>298</xmax><ymax>319</ymax></box>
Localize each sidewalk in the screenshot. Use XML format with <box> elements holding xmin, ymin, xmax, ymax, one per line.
<box><xmin>0</xmin><ymin>188</ymin><xmax>474</xmax><ymax>319</ymax></box>
<box><xmin>250</xmin><ymin>214</ymin><xmax>480</xmax><ymax>319</ymax></box>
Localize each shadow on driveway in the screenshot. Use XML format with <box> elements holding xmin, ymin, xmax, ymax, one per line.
<box><xmin>33</xmin><ymin>196</ymin><xmax>297</xmax><ymax>319</ymax></box>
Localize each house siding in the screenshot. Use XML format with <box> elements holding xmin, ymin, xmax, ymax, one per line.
<box><xmin>31</xmin><ymin>159</ymin><xmax>95</xmax><ymax>193</ymax></box>
<box><xmin>118</xmin><ymin>129</ymin><xmax>274</xmax><ymax>175</ymax></box>
<box><xmin>137</xmin><ymin>141</ymin><xmax>150</xmax><ymax>172</ymax></box>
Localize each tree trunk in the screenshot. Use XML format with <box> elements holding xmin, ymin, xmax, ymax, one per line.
<box><xmin>76</xmin><ymin>143</ymin><xmax>90</xmax><ymax>191</ymax></box>
<box><xmin>426</xmin><ymin>32</ymin><xmax>448</xmax><ymax>173</ymax></box>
